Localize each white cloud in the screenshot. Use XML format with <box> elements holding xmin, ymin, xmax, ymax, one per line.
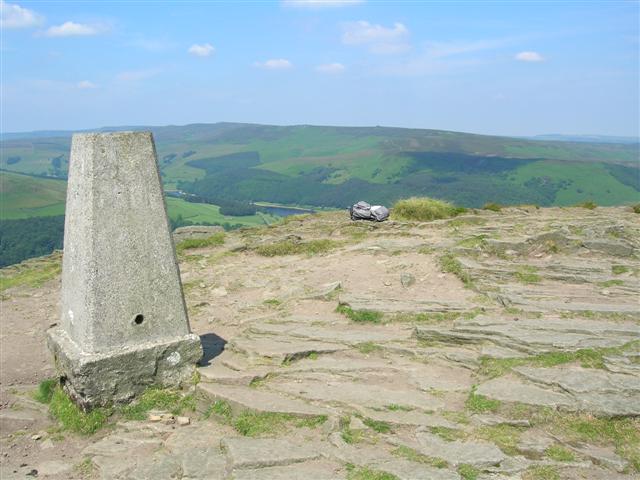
<box><xmin>44</xmin><ymin>21</ymin><xmax>105</xmax><ymax>37</ymax></box>
<box><xmin>315</xmin><ymin>63</ymin><xmax>345</xmax><ymax>74</ymax></box>
<box><xmin>342</xmin><ymin>20</ymin><xmax>410</xmax><ymax>54</ymax></box>
<box><xmin>77</xmin><ymin>80</ymin><xmax>97</xmax><ymax>89</ymax></box>
<box><xmin>0</xmin><ymin>1</ymin><xmax>42</xmax><ymax>29</ymax></box>
<box><xmin>188</xmin><ymin>43</ymin><xmax>215</xmax><ymax>57</ymax></box>
<box><xmin>282</xmin><ymin>0</ymin><xmax>364</xmax><ymax>7</ymax></box>
<box><xmin>254</xmin><ymin>58</ymin><xmax>293</xmax><ymax>69</ymax></box>
<box><xmin>515</xmin><ymin>51</ymin><xmax>544</xmax><ymax>62</ymax></box>
<box><xmin>116</xmin><ymin>68</ymin><xmax>161</xmax><ymax>82</ymax></box>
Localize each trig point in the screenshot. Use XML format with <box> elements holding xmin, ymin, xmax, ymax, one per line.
<box><xmin>47</xmin><ymin>131</ymin><xmax>202</xmax><ymax>409</ymax></box>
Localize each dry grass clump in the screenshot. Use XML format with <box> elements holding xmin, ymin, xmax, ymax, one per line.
<box><xmin>392</xmin><ymin>197</ymin><xmax>466</xmax><ymax>222</ymax></box>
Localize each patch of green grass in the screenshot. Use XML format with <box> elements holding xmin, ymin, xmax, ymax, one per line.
<box><xmin>336</xmin><ymin>304</ymin><xmax>384</xmax><ymax>324</ymax></box>
<box><xmin>632</xmin><ymin>204</ymin><xmax>640</xmax><ymax>214</ymax></box>
<box><xmin>479</xmin><ymin>341</ymin><xmax>640</xmax><ymax>378</ymax></box>
<box><xmin>392</xmin><ymin>445</ymin><xmax>448</xmax><ymax>468</ymax></box>
<box><xmin>48</xmin><ymin>388</ymin><xmax>111</xmax><ymax>435</ymax></box>
<box><xmin>356</xmin><ymin>342</ymin><xmax>383</xmax><ymax>354</ymax></box>
<box><xmin>204</xmin><ymin>400</ymin><xmax>233</xmax><ymax>422</ymax></box>
<box><xmin>441</xmin><ymin>410</ymin><xmax>470</xmax><ymax>425</ymax></box>
<box><xmin>598</xmin><ymin>279</ymin><xmax>624</xmax><ymax>287</ymax></box>
<box><xmin>545</xmin><ymin>445</ymin><xmax>575</xmax><ymax>462</ymax></box>
<box><xmin>457</xmin><ymin>464</ymin><xmax>480</xmax><ymax>480</ymax></box>
<box><xmin>255</xmin><ymin>239</ymin><xmax>340</xmax><ymax>257</ymax></box>
<box><xmin>233</xmin><ymin>411</ymin><xmax>326</xmax><ymax>436</ymax></box>
<box><xmin>34</xmin><ymin>378</ymin><xmax>57</xmax><ymax>404</ymax></box>
<box><xmin>476</xmin><ymin>424</ymin><xmax>524</xmax><ymax>455</ymax></box>
<box><xmin>263</xmin><ymin>298</ymin><xmax>282</xmax><ymax>307</ymax></box>
<box><xmin>466</xmin><ymin>387</ymin><xmax>501</xmax><ymax>413</ymax></box>
<box><xmin>575</xmin><ymin>200</ymin><xmax>597</xmax><ymax>210</ymax></box>
<box><xmin>439</xmin><ymin>252</ymin><xmax>473</xmax><ymax>287</ymax></box>
<box><xmin>175</xmin><ymin>232</ymin><xmax>225</xmax><ymax>253</ymax></box>
<box><xmin>523</xmin><ymin>465</ymin><xmax>560</xmax><ymax>480</ymax></box>
<box><xmin>483</xmin><ymin>202</ymin><xmax>502</xmax><ymax>212</ymax></box>
<box><xmin>362</xmin><ymin>417</ymin><xmax>392</xmax><ymax>434</ymax></box>
<box><xmin>340</xmin><ymin>416</ymin><xmax>365</xmax><ymax>444</ymax></box>
<box><xmin>121</xmin><ymin>388</ymin><xmax>196</xmax><ymax>421</ymax></box>
<box><xmin>612</xmin><ymin>265</ymin><xmax>630</xmax><ymax>275</ymax></box>
<box><xmin>0</xmin><ymin>255</ymin><xmax>61</xmax><ymax>292</ymax></box>
<box><xmin>515</xmin><ymin>265</ymin><xmax>541</xmax><ymax>284</ymax></box>
<box><xmin>392</xmin><ymin>197</ymin><xmax>466</xmax><ymax>222</ymax></box>
<box><xmin>392</xmin><ymin>308</ymin><xmax>481</xmax><ymax>324</ymax></box>
<box><xmin>556</xmin><ymin>415</ymin><xmax>639</xmax><ymax>471</ymax></box>
<box><xmin>346</xmin><ymin>465</ymin><xmax>399</xmax><ymax>480</ymax></box>
<box><xmin>430</xmin><ymin>426</ymin><xmax>466</xmax><ymax>442</ymax></box>
<box><xmin>385</xmin><ymin>404</ymin><xmax>414</xmax><ymax>412</ymax></box>
<box><xmin>456</xmin><ymin>235</ymin><xmax>488</xmax><ymax>249</ymax></box>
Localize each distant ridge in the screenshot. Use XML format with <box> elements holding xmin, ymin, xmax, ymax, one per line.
<box><xmin>527</xmin><ymin>134</ymin><xmax>639</xmax><ymax>145</ymax></box>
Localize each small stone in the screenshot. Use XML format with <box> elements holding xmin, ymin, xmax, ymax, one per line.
<box><xmin>148</xmin><ymin>414</ymin><xmax>162</xmax><ymax>422</ymax></box>
<box><xmin>349</xmin><ymin>417</ymin><xmax>367</xmax><ymax>431</ymax></box>
<box><xmin>30</xmin><ymin>434</ymin><xmax>42</xmax><ymax>440</ymax></box>
<box><xmin>400</xmin><ymin>273</ymin><xmax>416</xmax><ymax>288</ymax></box>
<box><xmin>384</xmin><ymin>281</ymin><xmax>392</xmax><ymax>286</ymax></box>
<box><xmin>176</xmin><ymin>416</ymin><xmax>190</xmax><ymax>426</ymax></box>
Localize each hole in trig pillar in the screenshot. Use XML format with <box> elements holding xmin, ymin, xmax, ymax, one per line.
<box><xmin>133</xmin><ymin>314</ymin><xmax>144</xmax><ymax>325</ymax></box>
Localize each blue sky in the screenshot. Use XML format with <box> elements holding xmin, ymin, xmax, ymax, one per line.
<box><xmin>1</xmin><ymin>0</ymin><xmax>638</xmax><ymax>136</ymax></box>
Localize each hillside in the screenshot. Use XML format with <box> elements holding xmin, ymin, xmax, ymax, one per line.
<box><xmin>2</xmin><ymin>123</ymin><xmax>638</xmax><ymax>209</ymax></box>
<box><xmin>0</xmin><ymin>206</ymin><xmax>638</xmax><ymax>479</ymax></box>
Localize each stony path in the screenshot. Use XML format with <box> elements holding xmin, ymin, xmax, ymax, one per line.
<box><xmin>1</xmin><ymin>207</ymin><xmax>638</xmax><ymax>479</ymax></box>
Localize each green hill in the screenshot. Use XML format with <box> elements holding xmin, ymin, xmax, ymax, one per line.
<box><xmin>2</xmin><ymin>123</ymin><xmax>638</xmax><ymax>210</ymax></box>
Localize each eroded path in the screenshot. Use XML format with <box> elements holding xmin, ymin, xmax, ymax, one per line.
<box><xmin>1</xmin><ymin>207</ymin><xmax>638</xmax><ymax>479</ymax></box>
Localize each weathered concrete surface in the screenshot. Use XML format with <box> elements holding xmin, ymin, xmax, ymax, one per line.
<box><xmin>47</xmin><ymin>132</ymin><xmax>202</xmax><ymax>408</ymax></box>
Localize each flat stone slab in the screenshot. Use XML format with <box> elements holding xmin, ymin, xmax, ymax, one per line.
<box><xmin>340</xmin><ymin>294</ymin><xmax>470</xmax><ymax>313</ymax></box>
<box><xmin>475</xmin><ymin>376</ymin><xmax>573</xmax><ymax>408</ymax></box>
<box><xmin>230</xmin><ymin>335</ymin><xmax>349</xmax><ymax>363</ymax></box>
<box><xmin>198</xmin><ymin>383</ymin><xmax>328</xmax><ymax>417</ymax></box>
<box><xmin>270</xmin><ymin>373</ymin><xmax>445</xmax><ymax>411</ymax></box>
<box><xmin>373</xmin><ymin>459</ymin><xmax>460</xmax><ymax>480</ymax></box>
<box><xmin>416</xmin><ymin>316</ymin><xmax>639</xmax><ymax>355</ymax></box>
<box><xmin>198</xmin><ymin>362</ymin><xmax>272</xmax><ymax>386</ymax></box>
<box><xmin>222</xmin><ymin>437</ymin><xmax>321</xmax><ymax>468</ymax></box>
<box><xmin>232</xmin><ymin>461</ymin><xmax>345</xmax><ymax>480</ymax></box>
<box><xmin>408</xmin><ymin>431</ymin><xmax>506</xmax><ymax>468</ymax></box>
<box><xmin>514</xmin><ymin>366</ymin><xmax>640</xmax><ymax>416</ymax></box>
<box><xmin>250</xmin><ymin>319</ymin><xmax>412</xmax><ymax>345</ymax></box>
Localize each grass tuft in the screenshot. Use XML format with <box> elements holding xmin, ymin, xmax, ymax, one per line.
<box><xmin>515</xmin><ymin>265</ymin><xmax>541</xmax><ymax>284</ymax></box>
<box><xmin>255</xmin><ymin>239</ymin><xmax>340</xmax><ymax>257</ymax></box>
<box><xmin>362</xmin><ymin>417</ymin><xmax>392</xmax><ymax>434</ymax></box>
<box><xmin>612</xmin><ymin>265</ymin><xmax>629</xmax><ymax>275</ymax></box>
<box><xmin>346</xmin><ymin>465</ymin><xmax>399</xmax><ymax>480</ymax></box>
<box><xmin>575</xmin><ymin>200</ymin><xmax>597</xmax><ymax>210</ymax></box>
<box><xmin>121</xmin><ymin>388</ymin><xmax>196</xmax><ymax>420</ymax></box>
<box><xmin>48</xmin><ymin>388</ymin><xmax>110</xmax><ymax>435</ymax></box>
<box><xmin>457</xmin><ymin>464</ymin><xmax>480</xmax><ymax>480</ymax></box>
<box><xmin>482</xmin><ymin>202</ymin><xmax>502</xmax><ymax>212</ymax></box>
<box><xmin>466</xmin><ymin>386</ymin><xmax>500</xmax><ymax>413</ymax></box>
<box><xmin>356</xmin><ymin>342</ymin><xmax>383</xmax><ymax>354</ymax></box>
<box><xmin>523</xmin><ymin>465</ymin><xmax>560</xmax><ymax>480</ymax></box>
<box><xmin>336</xmin><ymin>304</ymin><xmax>384</xmax><ymax>324</ymax></box>
<box><xmin>175</xmin><ymin>232</ymin><xmax>225</xmax><ymax>253</ymax></box>
<box><xmin>439</xmin><ymin>252</ymin><xmax>473</xmax><ymax>287</ymax></box>
<box><xmin>204</xmin><ymin>400</ymin><xmax>233</xmax><ymax>422</ymax></box>
<box><xmin>392</xmin><ymin>445</ymin><xmax>448</xmax><ymax>468</ymax></box>
<box><xmin>34</xmin><ymin>378</ymin><xmax>58</xmax><ymax>404</ymax></box>
<box><xmin>545</xmin><ymin>445</ymin><xmax>575</xmax><ymax>462</ymax></box>
<box><xmin>232</xmin><ymin>411</ymin><xmax>326</xmax><ymax>437</ymax></box>
<box><xmin>632</xmin><ymin>204</ymin><xmax>640</xmax><ymax>214</ymax></box>
<box><xmin>392</xmin><ymin>197</ymin><xmax>466</xmax><ymax>222</ymax></box>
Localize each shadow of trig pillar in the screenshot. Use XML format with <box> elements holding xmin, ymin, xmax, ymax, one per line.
<box><xmin>47</xmin><ymin>131</ymin><xmax>203</xmax><ymax>409</ymax></box>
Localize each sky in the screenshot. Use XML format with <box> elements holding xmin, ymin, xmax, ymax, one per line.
<box><xmin>1</xmin><ymin>0</ymin><xmax>639</xmax><ymax>136</ymax></box>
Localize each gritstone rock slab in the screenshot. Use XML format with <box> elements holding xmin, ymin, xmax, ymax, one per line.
<box><xmin>47</xmin><ymin>132</ymin><xmax>202</xmax><ymax>409</ymax></box>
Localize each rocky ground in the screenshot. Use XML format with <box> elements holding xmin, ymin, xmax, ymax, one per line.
<box><xmin>1</xmin><ymin>206</ymin><xmax>639</xmax><ymax>480</ymax></box>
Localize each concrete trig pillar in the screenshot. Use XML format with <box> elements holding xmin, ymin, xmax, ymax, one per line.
<box><xmin>47</xmin><ymin>131</ymin><xmax>202</xmax><ymax>409</ymax></box>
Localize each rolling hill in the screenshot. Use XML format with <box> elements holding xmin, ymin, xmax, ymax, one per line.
<box><xmin>2</xmin><ymin>123</ymin><xmax>638</xmax><ymax>210</ymax></box>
